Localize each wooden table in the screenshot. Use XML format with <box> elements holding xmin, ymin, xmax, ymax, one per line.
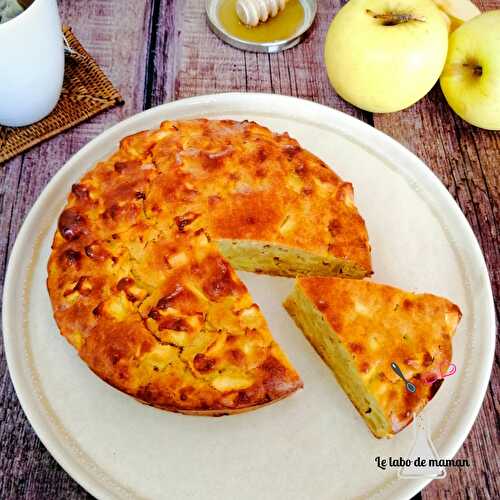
<box><xmin>0</xmin><ymin>1</ymin><xmax>498</xmax><ymax>498</ymax></box>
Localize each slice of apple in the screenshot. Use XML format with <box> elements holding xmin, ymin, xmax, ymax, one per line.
<box><xmin>432</xmin><ymin>0</ymin><xmax>480</xmax><ymax>31</ymax></box>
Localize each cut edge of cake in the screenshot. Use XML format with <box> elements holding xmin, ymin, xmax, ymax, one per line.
<box><xmin>216</xmin><ymin>239</ymin><xmax>371</xmax><ymax>279</ymax></box>
<box><xmin>284</xmin><ymin>282</ymin><xmax>390</xmax><ymax>437</ymax></box>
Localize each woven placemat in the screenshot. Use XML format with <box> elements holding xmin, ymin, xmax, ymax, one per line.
<box><xmin>0</xmin><ymin>26</ymin><xmax>123</xmax><ymax>164</ymax></box>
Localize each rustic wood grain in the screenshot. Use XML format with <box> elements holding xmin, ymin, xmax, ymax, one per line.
<box><xmin>170</xmin><ymin>0</ymin><xmax>371</xmax><ymax>121</ymax></box>
<box><xmin>0</xmin><ymin>0</ymin><xmax>498</xmax><ymax>499</ymax></box>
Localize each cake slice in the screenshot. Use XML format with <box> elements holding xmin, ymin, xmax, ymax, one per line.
<box><xmin>48</xmin><ymin>221</ymin><xmax>303</xmax><ymax>415</ymax></box>
<box><xmin>284</xmin><ymin>277</ymin><xmax>461</xmax><ymax>437</ymax></box>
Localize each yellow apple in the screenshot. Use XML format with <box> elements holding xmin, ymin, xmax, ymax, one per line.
<box><xmin>432</xmin><ymin>0</ymin><xmax>480</xmax><ymax>32</ymax></box>
<box><xmin>324</xmin><ymin>0</ymin><xmax>449</xmax><ymax>113</ymax></box>
<box><xmin>440</xmin><ymin>10</ymin><xmax>500</xmax><ymax>130</ymax></box>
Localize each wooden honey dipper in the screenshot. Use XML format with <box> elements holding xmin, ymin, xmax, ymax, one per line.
<box><xmin>236</xmin><ymin>0</ymin><xmax>287</xmax><ymax>27</ymax></box>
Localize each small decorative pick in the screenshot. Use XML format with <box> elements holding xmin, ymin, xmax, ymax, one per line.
<box><xmin>423</xmin><ymin>363</ymin><xmax>457</xmax><ymax>385</ymax></box>
<box><xmin>391</xmin><ymin>362</ymin><xmax>417</xmax><ymax>393</ymax></box>
<box><xmin>443</xmin><ymin>363</ymin><xmax>457</xmax><ymax>378</ymax></box>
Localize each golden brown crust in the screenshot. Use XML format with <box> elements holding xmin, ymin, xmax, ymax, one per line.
<box><xmin>48</xmin><ymin>222</ymin><xmax>303</xmax><ymax>413</ymax></box>
<box><xmin>294</xmin><ymin>277</ymin><xmax>461</xmax><ymax>435</ymax></box>
<box><xmin>48</xmin><ymin>119</ymin><xmax>373</xmax><ymax>413</ymax></box>
<box><xmin>133</xmin><ymin>390</ymin><xmax>293</xmax><ymax>416</ymax></box>
<box><xmin>142</xmin><ymin>119</ymin><xmax>372</xmax><ymax>274</ymax></box>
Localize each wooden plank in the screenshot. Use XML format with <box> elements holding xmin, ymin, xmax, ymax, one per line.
<box><xmin>143</xmin><ymin>0</ymin><xmax>184</xmax><ymax>108</ymax></box>
<box><xmin>0</xmin><ymin>1</ymin><xmax>154</xmax><ymax>498</ymax></box>
<box><xmin>160</xmin><ymin>0</ymin><xmax>370</xmax><ymax>122</ymax></box>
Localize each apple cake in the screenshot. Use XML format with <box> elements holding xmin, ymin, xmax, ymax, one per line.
<box><xmin>48</xmin><ymin>119</ymin><xmax>372</xmax><ymax>414</ymax></box>
<box><xmin>284</xmin><ymin>277</ymin><xmax>461</xmax><ymax>437</ymax></box>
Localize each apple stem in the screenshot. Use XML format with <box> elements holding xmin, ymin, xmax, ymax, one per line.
<box><xmin>365</xmin><ymin>9</ymin><xmax>426</xmax><ymax>25</ymax></box>
<box><xmin>463</xmin><ymin>63</ymin><xmax>483</xmax><ymax>77</ymax></box>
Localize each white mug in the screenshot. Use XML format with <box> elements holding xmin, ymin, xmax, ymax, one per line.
<box><xmin>0</xmin><ymin>0</ymin><xmax>64</xmax><ymax>127</ymax></box>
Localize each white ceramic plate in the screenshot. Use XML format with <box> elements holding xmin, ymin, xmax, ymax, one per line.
<box><xmin>3</xmin><ymin>93</ymin><xmax>495</xmax><ymax>500</ymax></box>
